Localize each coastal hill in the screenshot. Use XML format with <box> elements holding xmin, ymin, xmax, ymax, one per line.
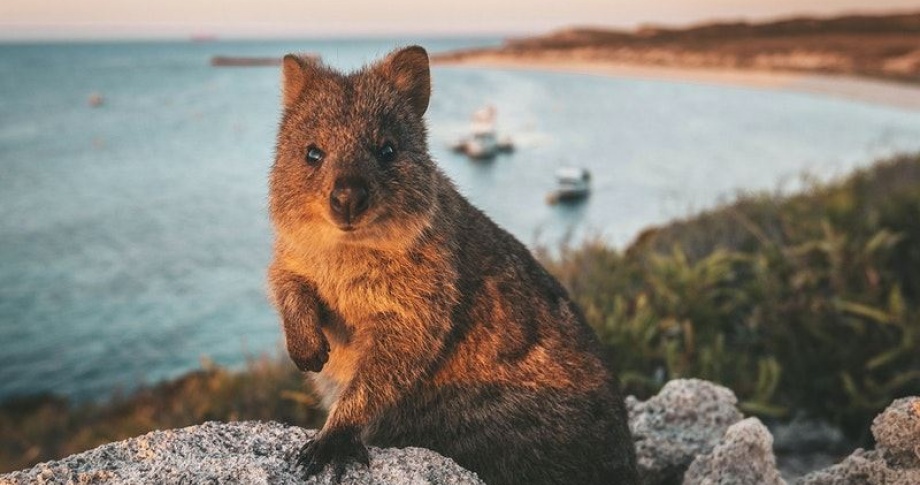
<box><xmin>434</xmin><ymin>11</ymin><xmax>920</xmax><ymax>83</ymax></box>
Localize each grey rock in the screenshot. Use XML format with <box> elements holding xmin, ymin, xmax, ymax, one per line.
<box><xmin>682</xmin><ymin>417</ymin><xmax>785</xmax><ymax>485</ymax></box>
<box><xmin>794</xmin><ymin>448</ymin><xmax>916</xmax><ymax>485</ymax></box>
<box><xmin>627</xmin><ymin>378</ymin><xmax>744</xmax><ymax>485</ymax></box>
<box><xmin>797</xmin><ymin>396</ymin><xmax>920</xmax><ymax>485</ymax></box>
<box><xmin>775</xmin><ymin>451</ymin><xmax>843</xmax><ymax>483</ymax></box>
<box><xmin>771</xmin><ymin>416</ymin><xmax>848</xmax><ymax>454</ymax></box>
<box><xmin>871</xmin><ymin>397</ymin><xmax>920</xmax><ymax>468</ymax></box>
<box><xmin>0</xmin><ymin>421</ymin><xmax>484</xmax><ymax>485</ymax></box>
<box><xmin>770</xmin><ymin>416</ymin><xmax>850</xmax><ymax>482</ymax></box>
<box><xmin>3</xmin><ymin>382</ymin><xmax>917</xmax><ymax>485</ymax></box>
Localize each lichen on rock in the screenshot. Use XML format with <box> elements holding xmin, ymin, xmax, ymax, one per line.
<box><xmin>0</xmin><ymin>421</ymin><xmax>484</xmax><ymax>485</ymax></box>
<box><xmin>798</xmin><ymin>396</ymin><xmax>920</xmax><ymax>485</ymax></box>
<box><xmin>627</xmin><ymin>378</ymin><xmax>744</xmax><ymax>484</ymax></box>
<box><xmin>682</xmin><ymin>417</ymin><xmax>785</xmax><ymax>485</ymax></box>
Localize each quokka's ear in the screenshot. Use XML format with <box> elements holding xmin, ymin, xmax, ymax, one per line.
<box><xmin>379</xmin><ymin>46</ymin><xmax>431</xmax><ymax>118</ymax></box>
<box><xmin>281</xmin><ymin>54</ymin><xmax>320</xmax><ymax>108</ymax></box>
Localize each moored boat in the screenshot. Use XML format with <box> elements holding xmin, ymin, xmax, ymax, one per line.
<box><xmin>450</xmin><ymin>105</ymin><xmax>514</xmax><ymax>159</ymax></box>
<box><xmin>547</xmin><ymin>167</ymin><xmax>591</xmax><ymax>204</ymax></box>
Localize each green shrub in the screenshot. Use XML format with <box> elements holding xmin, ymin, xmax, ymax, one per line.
<box><xmin>544</xmin><ymin>154</ymin><xmax>920</xmax><ymax>441</ymax></box>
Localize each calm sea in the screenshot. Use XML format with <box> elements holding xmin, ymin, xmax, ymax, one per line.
<box><xmin>2</xmin><ymin>38</ymin><xmax>920</xmax><ymax>401</ymax></box>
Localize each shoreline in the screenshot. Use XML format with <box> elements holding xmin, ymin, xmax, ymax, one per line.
<box><xmin>433</xmin><ymin>55</ymin><xmax>920</xmax><ymax>112</ymax></box>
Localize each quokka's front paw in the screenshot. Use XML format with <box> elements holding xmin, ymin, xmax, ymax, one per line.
<box><xmin>284</xmin><ymin>329</ymin><xmax>329</xmax><ymax>372</ymax></box>
<box><xmin>296</xmin><ymin>427</ymin><xmax>370</xmax><ymax>482</ymax></box>
<box><xmin>289</xmin><ymin>338</ymin><xmax>330</xmax><ymax>373</ymax></box>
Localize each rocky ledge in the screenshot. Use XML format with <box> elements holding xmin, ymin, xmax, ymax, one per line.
<box><xmin>2</xmin><ymin>379</ymin><xmax>918</xmax><ymax>485</ymax></box>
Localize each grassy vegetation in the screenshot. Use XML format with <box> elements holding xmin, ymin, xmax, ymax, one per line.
<box><xmin>3</xmin><ymin>153</ymin><xmax>920</xmax><ymax>473</ymax></box>
<box><xmin>541</xmin><ymin>153</ymin><xmax>920</xmax><ymax>440</ymax></box>
<box><xmin>0</xmin><ymin>356</ymin><xmax>324</xmax><ymax>473</ymax></box>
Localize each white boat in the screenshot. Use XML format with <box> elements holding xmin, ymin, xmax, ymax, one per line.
<box><xmin>496</xmin><ymin>135</ymin><xmax>515</xmax><ymax>153</ymax></box>
<box><xmin>547</xmin><ymin>167</ymin><xmax>591</xmax><ymax>204</ymax></box>
<box><xmin>464</xmin><ymin>132</ymin><xmax>498</xmax><ymax>160</ymax></box>
<box><xmin>450</xmin><ymin>105</ymin><xmax>514</xmax><ymax>160</ymax></box>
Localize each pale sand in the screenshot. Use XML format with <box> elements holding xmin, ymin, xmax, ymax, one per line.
<box><xmin>434</xmin><ymin>55</ymin><xmax>920</xmax><ymax>112</ymax></box>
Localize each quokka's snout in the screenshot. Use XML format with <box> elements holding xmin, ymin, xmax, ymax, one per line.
<box><xmin>329</xmin><ymin>175</ymin><xmax>371</xmax><ymax>228</ymax></box>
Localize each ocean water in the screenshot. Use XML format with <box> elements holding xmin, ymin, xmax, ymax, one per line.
<box><xmin>1</xmin><ymin>39</ymin><xmax>919</xmax><ymax>402</ymax></box>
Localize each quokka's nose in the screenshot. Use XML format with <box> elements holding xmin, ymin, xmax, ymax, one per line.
<box><xmin>330</xmin><ymin>177</ymin><xmax>370</xmax><ymax>223</ymax></box>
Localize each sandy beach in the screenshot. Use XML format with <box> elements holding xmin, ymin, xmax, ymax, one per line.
<box><xmin>434</xmin><ymin>54</ymin><xmax>920</xmax><ymax>112</ymax></box>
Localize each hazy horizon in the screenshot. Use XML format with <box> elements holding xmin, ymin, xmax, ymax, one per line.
<box><xmin>1</xmin><ymin>1</ymin><xmax>917</xmax><ymax>41</ymax></box>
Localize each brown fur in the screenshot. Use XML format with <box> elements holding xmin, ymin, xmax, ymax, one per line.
<box><xmin>268</xmin><ymin>46</ymin><xmax>638</xmax><ymax>485</ymax></box>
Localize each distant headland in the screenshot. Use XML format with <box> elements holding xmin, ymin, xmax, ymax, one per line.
<box><xmin>432</xmin><ymin>11</ymin><xmax>920</xmax><ymax>110</ymax></box>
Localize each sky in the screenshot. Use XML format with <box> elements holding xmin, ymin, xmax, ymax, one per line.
<box><xmin>1</xmin><ymin>0</ymin><xmax>918</xmax><ymax>40</ymax></box>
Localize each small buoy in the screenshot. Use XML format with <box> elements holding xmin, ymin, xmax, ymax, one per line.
<box><xmin>88</xmin><ymin>93</ymin><xmax>104</xmax><ymax>108</ymax></box>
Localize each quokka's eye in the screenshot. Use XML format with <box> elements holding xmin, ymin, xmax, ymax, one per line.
<box><xmin>377</xmin><ymin>142</ymin><xmax>396</xmax><ymax>164</ymax></box>
<box><xmin>305</xmin><ymin>145</ymin><xmax>325</xmax><ymax>165</ymax></box>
